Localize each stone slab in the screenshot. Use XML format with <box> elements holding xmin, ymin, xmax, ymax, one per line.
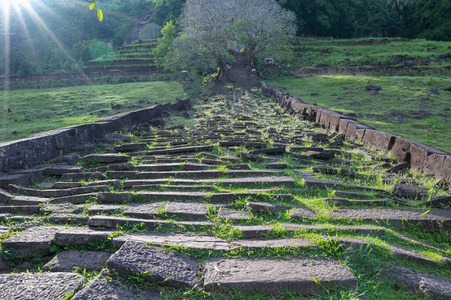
<box><xmin>289</xmin><ymin>209</ymin><xmax>318</xmax><ymax>219</ymax></box>
<box><xmin>0</xmin><ymin>273</ymin><xmax>83</xmax><ymax>300</ymax></box>
<box><xmin>124</xmin><ymin>176</ymin><xmax>295</xmax><ymax>188</ymax></box>
<box><xmin>393</xmin><ymin>184</ymin><xmax>429</xmax><ymax>200</ymax></box>
<box><xmin>88</xmin><ymin>215</ymin><xmax>214</xmax><ymax>229</ymax></box>
<box><xmin>54</xmin><ymin>227</ymin><xmax>113</xmax><ymax>246</ymax></box>
<box><xmin>329</xmin><ymin>209</ymin><xmax>451</xmax><ymax>230</ymax></box>
<box><xmin>231</xmin><ymin>238</ymin><xmax>317</xmax><ymax>249</ymax></box>
<box><xmin>107</xmin><ymin>241</ymin><xmax>201</xmax><ymax>288</ymax></box>
<box><xmin>1</xmin><ymin>227</ymin><xmax>59</xmax><ymax>257</ymax></box>
<box><xmin>83</xmin><ymin>153</ymin><xmax>131</xmax><ymax>163</ymax></box>
<box><xmin>49</xmin><ymin>213</ymin><xmax>90</xmax><ymax>225</ymax></box>
<box><xmin>43</xmin><ymin>250</ymin><xmax>111</xmax><ymax>272</ymax></box>
<box><xmin>381</xmin><ymin>265</ymin><xmax>451</xmax><ymax>299</ymax></box>
<box><xmin>204</xmin><ymin>257</ymin><xmax>357</xmax><ymax>295</ymax></box>
<box><xmin>72</xmin><ymin>273</ymin><xmax>163</xmax><ymax>300</ymax></box>
<box><xmin>246</xmin><ymin>202</ymin><xmax>285</xmax><ymax>214</ymax></box>
<box><xmin>145</xmin><ymin>145</ymin><xmax>213</xmax><ymax>155</ymax></box>
<box><xmin>113</xmin><ymin>232</ymin><xmax>230</xmax><ymax>250</ymax></box>
<box><xmin>218</xmin><ymin>209</ymin><xmax>253</xmax><ymax>220</ymax></box>
<box><xmin>6</xmin><ymin>195</ymin><xmax>50</xmax><ymax>205</ymax></box>
<box><xmin>42</xmin><ymin>203</ymin><xmax>83</xmax><ymax>213</ymax></box>
<box><xmin>124</xmin><ymin>202</ymin><xmax>165</xmax><ymax>218</ymax></box>
<box><xmin>304</xmin><ymin>178</ymin><xmax>342</xmax><ymax>189</ymax></box>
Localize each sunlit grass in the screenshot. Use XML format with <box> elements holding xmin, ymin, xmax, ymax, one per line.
<box><xmin>267</xmin><ymin>75</ymin><xmax>451</xmax><ymax>152</ymax></box>
<box><xmin>0</xmin><ymin>81</ymin><xmax>187</xmax><ymax>142</ymax></box>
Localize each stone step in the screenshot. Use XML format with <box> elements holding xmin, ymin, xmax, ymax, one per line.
<box><xmin>0</xmin><ymin>273</ymin><xmax>84</xmax><ymax>300</ymax></box>
<box><xmin>124</xmin><ymin>176</ymin><xmax>295</xmax><ymax>189</ymax></box>
<box><xmin>232</xmin><ymin>224</ymin><xmax>386</xmax><ymax>239</ymax></box>
<box><xmin>87</xmin><ymin>215</ymin><xmax>214</xmax><ymax>229</ymax></box>
<box><xmin>134</xmin><ymin>163</ymin><xmax>210</xmax><ymax>171</ymax></box>
<box><xmin>8</xmin><ymin>184</ymin><xmax>109</xmax><ymax>198</ymax></box>
<box><xmin>329</xmin><ymin>209</ymin><xmax>451</xmax><ymax>231</ymax></box>
<box><xmin>5</xmin><ymin>195</ymin><xmax>51</xmax><ymax>205</ymax></box>
<box><xmin>138</xmin><ymin>158</ymin><xmax>199</xmax><ymax>164</ymax></box>
<box><xmin>48</xmin><ymin>214</ymin><xmax>90</xmax><ymax>225</ymax></box>
<box><xmin>203</xmin><ymin>257</ymin><xmax>357</xmax><ymax>295</ymax></box>
<box><xmin>113</xmin><ymin>143</ymin><xmax>147</xmax><ymax>152</ymax></box>
<box><xmin>53</xmin><ymin>227</ymin><xmax>113</xmax><ymax>246</ymax></box>
<box><xmin>61</xmin><ymin>172</ymin><xmax>106</xmax><ymax>181</ymax></box>
<box><xmin>1</xmin><ymin>227</ymin><xmax>61</xmax><ymax>257</ymax></box>
<box><xmin>72</xmin><ymin>273</ymin><xmax>163</xmax><ymax>300</ymax></box>
<box><xmin>112</xmin><ymin>232</ymin><xmax>230</xmax><ymax>250</ymax></box>
<box><xmin>50</xmin><ymin>193</ymin><xmax>98</xmax><ymax>204</ymax></box>
<box><xmin>0</xmin><ymin>205</ymin><xmax>41</xmax><ymax>214</ymax></box>
<box><xmin>132</xmin><ymin>184</ymin><xmax>216</xmax><ymax>191</ymax></box>
<box><xmin>145</xmin><ymin>145</ymin><xmax>214</xmax><ymax>155</ymax></box>
<box><xmin>249</xmin><ymin>147</ymin><xmax>286</xmax><ymax>155</ymax></box>
<box><xmin>230</xmin><ymin>238</ymin><xmax>316</xmax><ymax>249</ymax></box>
<box><xmin>83</xmin><ymin>153</ymin><xmax>131</xmax><ymax>163</ymax></box>
<box><xmin>43</xmin><ymin>250</ymin><xmax>111</xmax><ymax>272</ymax></box>
<box><xmin>304</xmin><ymin>178</ymin><xmax>342</xmax><ymax>189</ymax></box>
<box><xmin>42</xmin><ymin>165</ymin><xmax>83</xmax><ymax>175</ymax></box>
<box><xmin>380</xmin><ymin>265</ymin><xmax>451</xmax><ymax>299</ymax></box>
<box><xmin>106</xmin><ymin>241</ymin><xmax>201</xmax><ymax>288</ymax></box>
<box><xmin>324</xmin><ymin>198</ymin><xmax>389</xmax><ymax>207</ymax></box>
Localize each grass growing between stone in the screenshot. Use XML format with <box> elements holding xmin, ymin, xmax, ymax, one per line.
<box><xmin>267</xmin><ymin>75</ymin><xmax>451</xmax><ymax>152</ymax></box>
<box><xmin>291</xmin><ymin>37</ymin><xmax>451</xmax><ymax>68</ymax></box>
<box><xmin>0</xmin><ymin>81</ymin><xmax>187</xmax><ymax>143</ymax></box>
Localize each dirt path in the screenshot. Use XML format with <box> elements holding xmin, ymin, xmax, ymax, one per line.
<box><xmin>213</xmin><ymin>52</ymin><xmax>261</xmax><ymax>94</ymax></box>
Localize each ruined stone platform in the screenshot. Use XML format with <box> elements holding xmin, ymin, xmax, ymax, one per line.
<box><xmin>0</xmin><ymin>88</ymin><xmax>450</xmax><ymax>299</ymax></box>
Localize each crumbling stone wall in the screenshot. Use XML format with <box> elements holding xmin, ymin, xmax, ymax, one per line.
<box><xmin>261</xmin><ymin>82</ymin><xmax>451</xmax><ymax>188</ymax></box>
<box><xmin>0</xmin><ymin>98</ymin><xmax>191</xmax><ymax>173</ymax></box>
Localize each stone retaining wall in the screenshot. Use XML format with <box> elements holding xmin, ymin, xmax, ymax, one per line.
<box><xmin>0</xmin><ymin>98</ymin><xmax>191</xmax><ymax>173</ymax></box>
<box><xmin>261</xmin><ymin>82</ymin><xmax>451</xmax><ymax>188</ymax></box>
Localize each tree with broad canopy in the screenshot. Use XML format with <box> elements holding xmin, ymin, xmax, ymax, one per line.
<box><xmin>164</xmin><ymin>0</ymin><xmax>297</xmax><ymax>78</ymax></box>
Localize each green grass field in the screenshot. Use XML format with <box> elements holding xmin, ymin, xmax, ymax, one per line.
<box><xmin>267</xmin><ymin>75</ymin><xmax>451</xmax><ymax>153</ymax></box>
<box><xmin>0</xmin><ymin>81</ymin><xmax>187</xmax><ymax>143</ymax></box>
<box><xmin>292</xmin><ymin>38</ymin><xmax>451</xmax><ymax>68</ymax></box>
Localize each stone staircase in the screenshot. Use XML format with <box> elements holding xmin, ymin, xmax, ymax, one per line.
<box><xmin>0</xmin><ymin>90</ymin><xmax>450</xmax><ymax>299</ymax></box>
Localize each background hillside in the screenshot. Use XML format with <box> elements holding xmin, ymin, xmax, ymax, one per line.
<box><xmin>0</xmin><ymin>0</ymin><xmax>449</xmax><ymax>77</ymax></box>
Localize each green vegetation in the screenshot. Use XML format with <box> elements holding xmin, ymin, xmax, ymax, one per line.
<box><xmin>291</xmin><ymin>38</ymin><xmax>451</xmax><ymax>68</ymax></box>
<box><xmin>267</xmin><ymin>75</ymin><xmax>451</xmax><ymax>152</ymax></box>
<box><xmin>0</xmin><ymin>81</ymin><xmax>187</xmax><ymax>142</ymax></box>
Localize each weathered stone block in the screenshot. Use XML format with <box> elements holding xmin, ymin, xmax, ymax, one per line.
<box><xmin>204</xmin><ymin>258</ymin><xmax>357</xmax><ymax>295</ymax></box>
<box><xmin>0</xmin><ymin>273</ymin><xmax>83</xmax><ymax>300</ymax></box>
<box><xmin>106</xmin><ymin>241</ymin><xmax>200</xmax><ymax>288</ymax></box>
<box><xmin>43</xmin><ymin>251</ymin><xmax>110</xmax><ymax>272</ymax></box>
<box><xmin>362</xmin><ymin>130</ymin><xmax>396</xmax><ymax>151</ymax></box>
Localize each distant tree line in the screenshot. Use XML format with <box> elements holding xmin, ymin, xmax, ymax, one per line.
<box><xmin>1</xmin><ymin>0</ymin><xmax>449</xmax><ymax>77</ymax></box>
<box><xmin>152</xmin><ymin>0</ymin><xmax>450</xmax><ymax>41</ymax></box>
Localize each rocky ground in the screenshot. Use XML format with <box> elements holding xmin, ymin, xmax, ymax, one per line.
<box><xmin>0</xmin><ymin>89</ymin><xmax>450</xmax><ymax>299</ymax></box>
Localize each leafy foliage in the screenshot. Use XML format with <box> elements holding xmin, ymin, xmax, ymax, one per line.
<box><xmin>164</xmin><ymin>0</ymin><xmax>296</xmax><ymax>75</ymax></box>
<box><xmin>152</xmin><ymin>21</ymin><xmax>178</xmax><ymax>69</ymax></box>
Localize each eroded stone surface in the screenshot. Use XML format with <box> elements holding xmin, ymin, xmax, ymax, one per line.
<box><xmin>106</xmin><ymin>241</ymin><xmax>201</xmax><ymax>288</ymax></box>
<box><xmin>72</xmin><ymin>273</ymin><xmax>163</xmax><ymax>300</ymax></box>
<box><xmin>0</xmin><ymin>273</ymin><xmax>83</xmax><ymax>300</ymax></box>
<box><xmin>381</xmin><ymin>265</ymin><xmax>451</xmax><ymax>299</ymax></box>
<box><xmin>204</xmin><ymin>257</ymin><xmax>357</xmax><ymax>295</ymax></box>
<box><xmin>329</xmin><ymin>209</ymin><xmax>451</xmax><ymax>230</ymax></box>
<box><xmin>113</xmin><ymin>232</ymin><xmax>230</xmax><ymax>250</ymax></box>
<box><xmin>43</xmin><ymin>250</ymin><xmax>111</xmax><ymax>272</ymax></box>
<box><xmin>1</xmin><ymin>227</ymin><xmax>59</xmax><ymax>257</ymax></box>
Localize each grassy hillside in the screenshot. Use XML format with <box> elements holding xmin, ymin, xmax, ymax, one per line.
<box><xmin>292</xmin><ymin>38</ymin><xmax>451</xmax><ymax>68</ymax></box>
<box><xmin>267</xmin><ymin>75</ymin><xmax>451</xmax><ymax>153</ymax></box>
<box><xmin>0</xmin><ymin>81</ymin><xmax>187</xmax><ymax>143</ymax></box>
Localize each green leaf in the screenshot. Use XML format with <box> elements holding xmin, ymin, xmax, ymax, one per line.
<box><xmin>89</xmin><ymin>2</ymin><xmax>96</xmax><ymax>10</ymax></box>
<box><xmin>98</xmin><ymin>8</ymin><xmax>104</xmax><ymax>22</ymax></box>
<box><xmin>421</xmin><ymin>210</ymin><xmax>430</xmax><ymax>216</ymax></box>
